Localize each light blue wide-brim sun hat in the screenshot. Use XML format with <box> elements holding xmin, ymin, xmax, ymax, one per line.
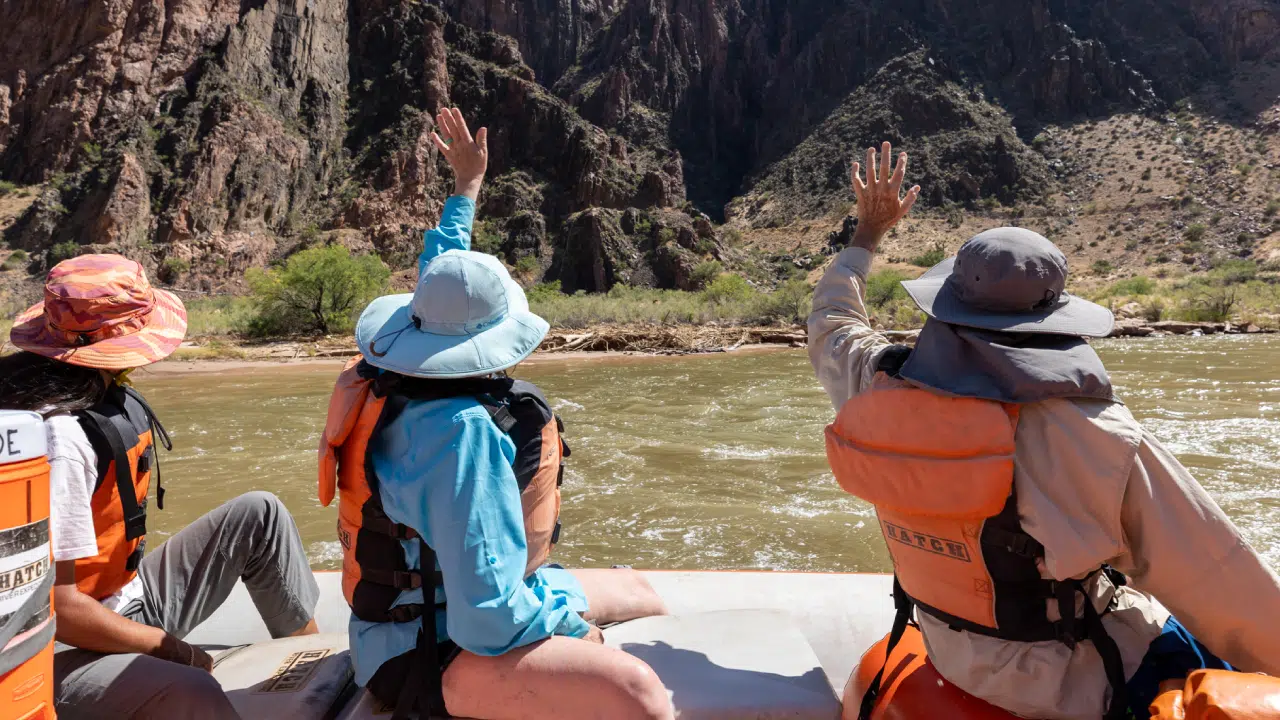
<box><xmin>356</xmin><ymin>250</ymin><xmax>549</xmax><ymax>379</ymax></box>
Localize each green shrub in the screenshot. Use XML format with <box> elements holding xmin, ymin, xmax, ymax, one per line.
<box><xmin>1208</xmin><ymin>259</ymin><xmax>1257</xmax><ymax>285</ymax></box>
<box><xmin>1140</xmin><ymin>297</ymin><xmax>1165</xmax><ymax>322</ymax></box>
<box><xmin>0</xmin><ymin>180</ymin><xmax>16</xmax><ymax>196</ymax></box>
<box><xmin>702</xmin><ymin>273</ymin><xmax>754</xmax><ymax>305</ymax></box>
<box><xmin>1099</xmin><ymin>276</ymin><xmax>1156</xmax><ymax>298</ymax></box>
<box><xmin>472</xmin><ymin>223</ymin><xmax>504</xmax><ymax>256</ymax></box>
<box><xmin>246</xmin><ymin>245</ymin><xmax>390</xmax><ymax>336</ymax></box>
<box><xmin>1183</xmin><ymin>224</ymin><xmax>1207</xmax><ymax>243</ymax></box>
<box><xmin>690</xmin><ymin>261</ymin><xmax>723</xmax><ymax>290</ymax></box>
<box><xmin>754</xmin><ymin>279</ymin><xmax>812</xmax><ymax>324</ymax></box>
<box><xmin>1091</xmin><ymin>260</ymin><xmax>1114</xmax><ymax>276</ymax></box>
<box><xmin>1264</xmin><ymin>200</ymin><xmax>1280</xmax><ymax>218</ymax></box>
<box><xmin>657</xmin><ymin>228</ymin><xmax>676</xmax><ymax>244</ymax></box>
<box><xmin>183</xmin><ymin>296</ymin><xmax>257</xmax><ymax>337</ymax></box>
<box><xmin>865</xmin><ymin>270</ymin><xmax>910</xmax><ymax>309</ymax></box>
<box><xmin>910</xmin><ymin>242</ymin><xmax>947</xmax><ymax>268</ymax></box>
<box><xmin>633</xmin><ymin>215</ymin><xmax>653</xmax><ymax>236</ymax></box>
<box><xmin>2</xmin><ymin>249</ymin><xmax>30</xmax><ymax>271</ymax></box>
<box><xmin>161</xmin><ymin>257</ymin><xmax>191</xmax><ymax>279</ymax></box>
<box><xmin>514</xmin><ymin>255</ymin><xmax>540</xmax><ymax>275</ymax></box>
<box><xmin>48</xmin><ymin>242</ymin><xmax>83</xmax><ymax>264</ymax></box>
<box><xmin>525</xmin><ymin>281</ymin><xmax>564</xmax><ymax>304</ymax></box>
<box><xmin>1175</xmin><ymin>287</ymin><xmax>1238</xmax><ymax>323</ymax></box>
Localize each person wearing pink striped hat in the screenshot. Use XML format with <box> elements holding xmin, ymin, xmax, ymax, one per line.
<box><xmin>2</xmin><ymin>255</ymin><xmax>320</xmax><ymax>719</ymax></box>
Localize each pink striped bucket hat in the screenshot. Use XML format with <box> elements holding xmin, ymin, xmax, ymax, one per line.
<box><xmin>10</xmin><ymin>254</ymin><xmax>187</xmax><ymax>370</ymax></box>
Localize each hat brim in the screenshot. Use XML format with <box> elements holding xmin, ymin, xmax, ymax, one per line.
<box><xmin>9</xmin><ymin>289</ymin><xmax>189</xmax><ymax>370</ymax></box>
<box><xmin>901</xmin><ymin>257</ymin><xmax>1115</xmax><ymax>338</ymax></box>
<box><xmin>355</xmin><ymin>294</ymin><xmax>550</xmax><ymax>379</ymax></box>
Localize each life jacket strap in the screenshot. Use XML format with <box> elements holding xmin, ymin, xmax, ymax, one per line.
<box><xmin>124</xmin><ymin>387</ymin><xmax>170</xmax><ymax>510</ymax></box>
<box><xmin>80</xmin><ymin>407</ymin><xmax>147</xmax><ymax>541</ymax></box>
<box><xmin>362</xmin><ymin>514</ymin><xmax>419</xmax><ymax>541</ymax></box>
<box><xmin>1083</xmin><ymin>588</ymin><xmax>1129</xmax><ymax>720</ymax></box>
<box><xmin>897</xmin><ymin>570</ymin><xmax>1131</xmax><ymax>720</ymax></box>
<box><xmin>391</xmin><ymin>538</ymin><xmax>447</xmax><ymax>720</ymax></box>
<box><xmin>858</xmin><ymin>577</ymin><xmax>914</xmax><ymax>720</ymax></box>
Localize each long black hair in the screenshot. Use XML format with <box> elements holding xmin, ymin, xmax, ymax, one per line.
<box><xmin>0</xmin><ymin>351</ymin><xmax>108</xmax><ymax>417</ymax></box>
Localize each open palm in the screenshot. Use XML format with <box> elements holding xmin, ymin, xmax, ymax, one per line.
<box><xmin>851</xmin><ymin>142</ymin><xmax>920</xmax><ymax>251</ymax></box>
<box><xmin>431</xmin><ymin>107</ymin><xmax>488</xmax><ymax>200</ymax></box>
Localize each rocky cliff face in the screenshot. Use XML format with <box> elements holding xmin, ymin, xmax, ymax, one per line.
<box><xmin>1</xmin><ymin>0</ymin><xmax>1277</xmax><ymax>294</ymax></box>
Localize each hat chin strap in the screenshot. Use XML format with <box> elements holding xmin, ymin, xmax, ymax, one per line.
<box><xmin>368</xmin><ymin>321</ymin><xmax>416</xmax><ymax>358</ymax></box>
<box><xmin>1032</xmin><ymin>289</ymin><xmax>1060</xmax><ymax>311</ymax></box>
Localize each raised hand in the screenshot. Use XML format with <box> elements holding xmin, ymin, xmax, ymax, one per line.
<box><xmin>850</xmin><ymin>142</ymin><xmax>920</xmax><ymax>253</ymax></box>
<box><xmin>431</xmin><ymin>107</ymin><xmax>489</xmax><ymax>201</ymax></box>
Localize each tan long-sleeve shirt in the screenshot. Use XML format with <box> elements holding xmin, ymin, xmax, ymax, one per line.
<box><xmin>809</xmin><ymin>247</ymin><xmax>1280</xmax><ymax>719</ymax></box>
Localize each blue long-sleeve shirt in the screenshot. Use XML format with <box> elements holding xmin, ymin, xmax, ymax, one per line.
<box><xmin>350</xmin><ymin>195</ymin><xmax>590</xmax><ymax>687</ymax></box>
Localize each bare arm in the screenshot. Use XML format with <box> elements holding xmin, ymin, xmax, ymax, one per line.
<box><xmin>808</xmin><ymin>142</ymin><xmax>921</xmax><ymax>408</ymax></box>
<box><xmin>53</xmin><ymin>561</ymin><xmax>213</xmax><ymax>670</ymax></box>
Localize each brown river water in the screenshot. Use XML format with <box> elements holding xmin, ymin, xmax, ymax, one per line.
<box><xmin>134</xmin><ymin>334</ymin><xmax>1280</xmax><ymax>572</ymax></box>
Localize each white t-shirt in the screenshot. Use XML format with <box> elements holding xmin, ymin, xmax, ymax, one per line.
<box><xmin>46</xmin><ymin>415</ymin><xmax>145</xmax><ymax>613</ymax></box>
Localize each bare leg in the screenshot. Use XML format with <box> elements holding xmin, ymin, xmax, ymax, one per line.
<box><xmin>570</xmin><ymin>569</ymin><xmax>668</xmax><ymax>625</ymax></box>
<box><xmin>442</xmin><ymin>636</ymin><xmax>673</xmax><ymax>720</ymax></box>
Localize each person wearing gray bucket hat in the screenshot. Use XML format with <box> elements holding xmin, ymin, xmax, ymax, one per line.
<box><xmin>809</xmin><ymin>143</ymin><xmax>1280</xmax><ymax>720</ymax></box>
<box><xmin>322</xmin><ymin>109</ymin><xmax>672</xmax><ymax>720</ymax></box>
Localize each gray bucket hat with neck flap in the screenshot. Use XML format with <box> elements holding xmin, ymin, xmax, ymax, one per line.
<box><xmin>901</xmin><ymin>227</ymin><xmax>1114</xmax><ymax>337</ymax></box>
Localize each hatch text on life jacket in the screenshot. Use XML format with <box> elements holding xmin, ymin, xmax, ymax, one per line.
<box><xmin>884</xmin><ymin>522</ymin><xmax>972</xmax><ymax>562</ymax></box>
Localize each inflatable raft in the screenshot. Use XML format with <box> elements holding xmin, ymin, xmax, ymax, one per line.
<box><xmin>189</xmin><ymin>570</ymin><xmax>899</xmax><ymax>719</ymax></box>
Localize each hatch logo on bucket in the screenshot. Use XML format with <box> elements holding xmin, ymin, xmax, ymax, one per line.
<box><xmin>256</xmin><ymin>649</ymin><xmax>333</xmax><ymax>694</ymax></box>
<box><xmin>883</xmin><ymin>522</ymin><xmax>971</xmax><ymax>562</ymax></box>
<box><xmin>0</xmin><ymin>520</ymin><xmax>52</xmax><ymax>634</ymax></box>
<box><xmin>0</xmin><ymin>556</ymin><xmax>48</xmax><ymax>593</ymax></box>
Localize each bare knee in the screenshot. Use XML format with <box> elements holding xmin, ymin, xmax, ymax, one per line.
<box><xmin>233</xmin><ymin>490</ymin><xmax>285</xmax><ymax>520</ymax></box>
<box><xmin>609</xmin><ymin>656</ymin><xmax>673</xmax><ymax>720</ymax></box>
<box><xmin>615</xmin><ymin>569</ymin><xmax>669</xmax><ymax>617</ymax></box>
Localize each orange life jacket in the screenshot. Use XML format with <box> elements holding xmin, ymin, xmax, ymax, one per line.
<box><xmin>73</xmin><ymin>386</ymin><xmax>170</xmax><ymax>601</ymax></box>
<box><xmin>826</xmin><ymin>375</ymin><xmax>1128</xmax><ymax>720</ymax></box>
<box><xmin>318</xmin><ymin>358</ymin><xmax>566</xmax><ymax>625</ymax></box>
<box><xmin>1150</xmin><ymin>669</ymin><xmax>1280</xmax><ymax>720</ymax></box>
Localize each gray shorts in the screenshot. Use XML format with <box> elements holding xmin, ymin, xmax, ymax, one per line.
<box><xmin>54</xmin><ymin>491</ymin><xmax>320</xmax><ymax>720</ymax></box>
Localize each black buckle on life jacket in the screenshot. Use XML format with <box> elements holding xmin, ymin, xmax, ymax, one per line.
<box><xmin>983</xmin><ymin>527</ymin><xmax>1044</xmax><ymax>559</ymax></box>
<box><xmin>489</xmin><ymin>405</ymin><xmax>517</xmax><ymax>434</ymax></box>
<box><xmin>1049</xmin><ymin>580</ymin><xmax>1082</xmax><ymax>649</ymax></box>
<box><xmin>125</xmin><ymin>542</ymin><xmax>146</xmax><ymax>572</ymax></box>
<box><xmin>124</xmin><ymin>497</ymin><xmax>148</xmax><ymax>542</ymax></box>
<box><xmin>1103</xmin><ymin>565</ymin><xmax>1128</xmax><ymax>588</ymax></box>
<box><xmin>393</xmin><ymin>570</ymin><xmax>422</xmax><ymax>590</ymax></box>
<box><xmin>550</xmin><ymin>522</ymin><xmax>562</xmax><ymax>545</ymax></box>
<box><xmin>388</xmin><ymin>603</ymin><xmax>425</xmax><ymax>623</ymax></box>
<box><xmin>556</xmin><ymin>464</ymin><xmax>565</xmax><ymax>488</ymax></box>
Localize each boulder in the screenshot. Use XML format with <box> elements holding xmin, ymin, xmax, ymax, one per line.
<box><xmin>1109</xmin><ymin>319</ymin><xmax>1154</xmax><ymax>337</ymax></box>
<box><xmin>1115</xmin><ymin>302</ymin><xmax>1144</xmax><ymax>320</ymax></box>
<box><xmin>553</xmin><ymin>208</ymin><xmax>647</xmax><ymax>293</ymax></box>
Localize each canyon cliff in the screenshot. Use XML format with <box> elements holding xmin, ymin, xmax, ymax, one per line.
<box><xmin>1</xmin><ymin>0</ymin><xmax>1277</xmax><ymax>292</ymax></box>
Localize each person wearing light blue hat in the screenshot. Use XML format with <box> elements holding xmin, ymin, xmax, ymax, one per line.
<box><xmin>329</xmin><ymin>108</ymin><xmax>673</xmax><ymax>720</ymax></box>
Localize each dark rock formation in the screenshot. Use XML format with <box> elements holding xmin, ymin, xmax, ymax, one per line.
<box><xmin>1</xmin><ymin>0</ymin><xmax>1277</xmax><ymax>293</ymax></box>
<box><xmin>730</xmin><ymin>52</ymin><xmax>1056</xmax><ymax>226</ymax></box>
<box><xmin>436</xmin><ymin>0</ymin><xmax>625</xmax><ymax>84</ymax></box>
